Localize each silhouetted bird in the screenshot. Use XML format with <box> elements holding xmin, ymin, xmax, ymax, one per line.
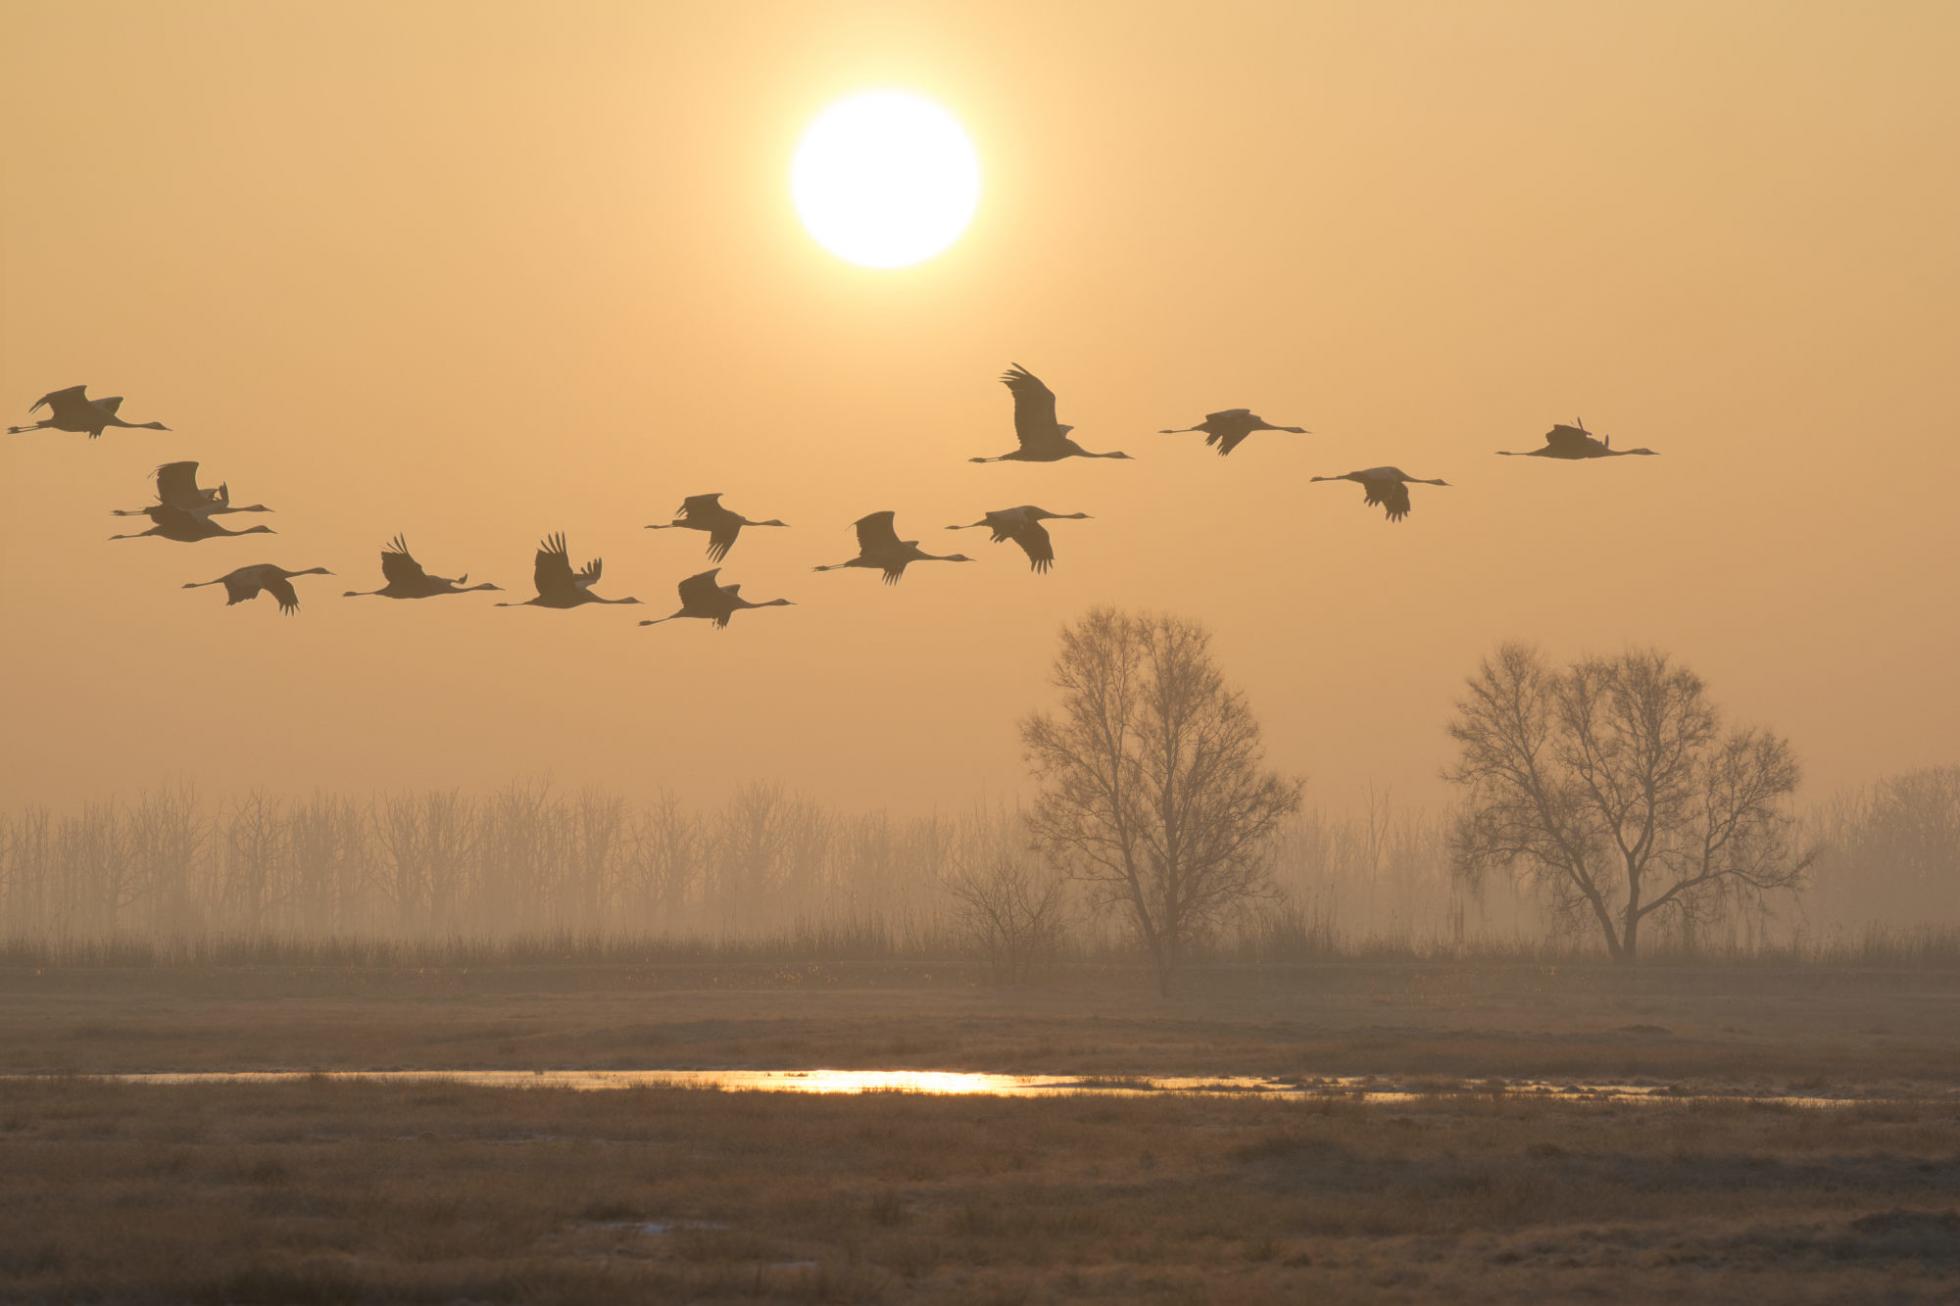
<box><xmin>1498</xmin><ymin>419</ymin><xmax>1657</xmax><ymax>459</ymax></box>
<box><xmin>497</xmin><ymin>533</ymin><xmax>639</xmax><ymax>608</ymax></box>
<box><xmin>111</xmin><ymin>505</ymin><xmax>275</xmax><ymax>543</ymax></box>
<box><xmin>640</xmin><ymin>568</ymin><xmax>792</xmax><ymax>629</ymax></box>
<box><xmin>344</xmin><ymin>536</ymin><xmax>501</xmax><ymax>599</ymax></box>
<box><xmin>947</xmin><ymin>505</ymin><xmax>1092</xmax><ymax>573</ymax></box>
<box><xmin>970</xmin><ymin>365</ymin><xmax>1131</xmax><ymax>463</ymax></box>
<box><xmin>1310</xmin><ymin>467</ymin><xmax>1451</xmax><ymax>522</ymax></box>
<box><xmin>182</xmin><ymin>563</ymin><xmax>332</xmax><ymax>614</ymax></box>
<box><xmin>1159</xmin><ymin>409</ymin><xmax>1309</xmax><ymax>457</ymax></box>
<box><xmin>112</xmin><ymin>461</ymin><xmax>270</xmax><ymax>520</ymax></box>
<box><xmin>645</xmin><ymin>493</ymin><xmax>788</xmax><ymax>562</ymax></box>
<box><xmin>815</xmin><ymin>512</ymin><xmax>972</xmax><ymax>584</ymax></box>
<box><xmin>9</xmin><ymin>386</ymin><xmax>169</xmax><ymax>440</ymax></box>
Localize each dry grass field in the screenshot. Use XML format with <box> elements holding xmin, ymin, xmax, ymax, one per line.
<box><xmin>3</xmin><ymin>958</ymin><xmax>1957</xmax><ymax>1302</ymax></box>
<box><xmin>2</xmin><ymin>1078</ymin><xmax>1957</xmax><ymax>1303</ymax></box>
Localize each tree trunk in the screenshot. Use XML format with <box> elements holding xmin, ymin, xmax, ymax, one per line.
<box><xmin>1618</xmin><ymin>912</ymin><xmax>1641</xmax><ymax>964</ymax></box>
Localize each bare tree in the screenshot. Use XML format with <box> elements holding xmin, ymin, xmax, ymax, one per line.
<box><xmin>1806</xmin><ymin>765</ymin><xmax>1960</xmax><ymax>933</ymax></box>
<box><xmin>1446</xmin><ymin>643</ymin><xmax>1811</xmax><ymax>963</ymax></box>
<box><xmin>623</xmin><ymin>789</ymin><xmax>700</xmax><ymax>932</ymax></box>
<box><xmin>945</xmin><ymin>809</ymin><xmax>1070</xmax><ymax>984</ymax></box>
<box><xmin>1022</xmin><ymin>608</ymin><xmax>1302</xmax><ymax>993</ymax></box>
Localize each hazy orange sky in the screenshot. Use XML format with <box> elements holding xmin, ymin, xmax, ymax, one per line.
<box><xmin>3</xmin><ymin>1</ymin><xmax>1957</xmax><ymax>816</ymax></box>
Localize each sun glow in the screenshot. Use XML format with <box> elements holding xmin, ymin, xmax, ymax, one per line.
<box><xmin>792</xmin><ymin>91</ymin><xmax>981</xmax><ymax>269</ymax></box>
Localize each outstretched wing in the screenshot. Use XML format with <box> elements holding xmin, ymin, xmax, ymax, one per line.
<box><xmin>1206</xmin><ymin>408</ymin><xmax>1252</xmax><ymax>422</ymax></box>
<box><xmin>1001</xmin><ymin>364</ymin><xmax>1060</xmax><ymax>451</ymax></box>
<box><xmin>1544</xmin><ymin>424</ymin><xmax>1595</xmax><ymax>454</ymax></box>
<box><xmin>679</xmin><ymin>493</ymin><xmax>722</xmax><ymax>518</ymax></box>
<box><xmin>576</xmin><ymin>556</ymin><xmax>603</xmax><ymax>589</ymax></box>
<box><xmin>1009</xmin><ymin>521</ymin><xmax>1055</xmax><ymax>573</ymax></box>
<box><xmin>155</xmin><ymin>462</ymin><xmax>204</xmax><ymax>510</ymax></box>
<box><xmin>854</xmin><ymin>511</ymin><xmax>902</xmax><ymax>554</ymax></box>
<box><xmin>381</xmin><ymin>535</ymin><xmax>432</xmax><ymax>588</ymax></box>
<box><xmin>1210</xmin><ymin>430</ymin><xmax>1249</xmax><ymax>456</ymax></box>
<box><xmin>1363</xmin><ymin>478</ymin><xmax>1413</xmax><ymax>522</ymax></box>
<box><xmin>706</xmin><ymin>520</ymin><xmax>741</xmax><ymax>562</ymax></box>
<box><xmin>221</xmin><ymin>567</ymin><xmax>265</xmax><ymax>605</ymax></box>
<box><xmin>148</xmin><ymin>504</ymin><xmax>207</xmax><ymax>536</ymax></box>
<box><xmin>979</xmin><ymin>506</ymin><xmax>1031</xmax><ymax>542</ymax></box>
<box><xmin>265</xmin><ymin>574</ymin><xmax>301</xmax><ymax>614</ymax></box>
<box><xmin>94</xmin><ymin>396</ymin><xmax>124</xmax><ymax>415</ymax></box>
<box><xmin>533</xmin><ymin>533</ymin><xmax>580</xmax><ymax>601</ymax></box>
<box><xmin>677</xmin><ymin>568</ymin><xmax>725</xmax><ymax>611</ymax></box>
<box><xmin>30</xmin><ymin>385</ymin><xmax>89</xmax><ymax>415</ymax></box>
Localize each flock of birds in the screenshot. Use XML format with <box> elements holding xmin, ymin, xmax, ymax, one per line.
<box><xmin>13</xmin><ymin>369</ymin><xmax>1659</xmax><ymax>625</ymax></box>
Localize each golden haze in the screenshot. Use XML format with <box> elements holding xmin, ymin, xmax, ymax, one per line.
<box><xmin>2</xmin><ymin>0</ymin><xmax>1958</xmax><ymax>813</ymax></box>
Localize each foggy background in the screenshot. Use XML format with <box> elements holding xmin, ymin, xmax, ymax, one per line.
<box><xmin>4</xmin><ymin>0</ymin><xmax>1958</xmax><ymax>820</ymax></box>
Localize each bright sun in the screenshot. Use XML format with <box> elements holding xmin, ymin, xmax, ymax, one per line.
<box><xmin>792</xmin><ymin>91</ymin><xmax>980</xmax><ymax>269</ymax></box>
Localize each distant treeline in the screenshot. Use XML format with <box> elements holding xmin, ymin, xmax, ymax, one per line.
<box><xmin>0</xmin><ymin>769</ymin><xmax>1954</xmax><ymax>964</ymax></box>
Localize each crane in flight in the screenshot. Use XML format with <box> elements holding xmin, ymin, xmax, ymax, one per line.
<box><xmin>1498</xmin><ymin>419</ymin><xmax>1658</xmax><ymax>459</ymax></box>
<box><xmin>112</xmin><ymin>462</ymin><xmax>271</xmax><ymax>520</ymax></box>
<box><xmin>1310</xmin><ymin>467</ymin><xmax>1451</xmax><ymax>522</ymax></box>
<box><xmin>645</xmin><ymin>494</ymin><xmax>788</xmax><ymax>562</ymax></box>
<box><xmin>1158</xmin><ymin>409</ymin><xmax>1309</xmax><ymax>457</ymax></box>
<box><xmin>182</xmin><ymin>563</ymin><xmax>333</xmax><ymax>614</ymax></box>
<box><xmin>640</xmin><ymin>568</ymin><xmax>792</xmax><ymax>629</ymax></box>
<box><xmin>947</xmin><ymin>505</ymin><xmax>1091</xmax><ymax>573</ymax></box>
<box><xmin>496</xmin><ymin>534</ymin><xmax>639</xmax><ymax>609</ymax></box>
<box><xmin>343</xmin><ymin>536</ymin><xmax>501</xmax><ymax>599</ymax></box>
<box><xmin>9</xmin><ymin>386</ymin><xmax>169</xmax><ymax>440</ymax></box>
<box><xmin>815</xmin><ymin>512</ymin><xmax>972</xmax><ymax>584</ymax></box>
<box><xmin>970</xmin><ymin>365</ymin><xmax>1131</xmax><ymax>463</ymax></box>
<box><xmin>111</xmin><ymin>505</ymin><xmax>275</xmax><ymax>543</ymax></box>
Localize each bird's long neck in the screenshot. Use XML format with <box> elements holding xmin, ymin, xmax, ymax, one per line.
<box><xmin>292</xmin><ymin>567</ymin><xmax>331</xmax><ymax>577</ymax></box>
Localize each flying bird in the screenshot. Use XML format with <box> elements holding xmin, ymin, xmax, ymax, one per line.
<box><xmin>947</xmin><ymin>505</ymin><xmax>1092</xmax><ymax>573</ymax></box>
<box><xmin>112</xmin><ymin>461</ymin><xmax>271</xmax><ymax>519</ymax></box>
<box><xmin>970</xmin><ymin>364</ymin><xmax>1131</xmax><ymax>463</ymax></box>
<box><xmin>497</xmin><ymin>533</ymin><xmax>639</xmax><ymax>608</ymax></box>
<box><xmin>815</xmin><ymin>511</ymin><xmax>972</xmax><ymax>584</ymax></box>
<box><xmin>110</xmin><ymin>505</ymin><xmax>275</xmax><ymax>543</ymax></box>
<box><xmin>640</xmin><ymin>568</ymin><xmax>792</xmax><ymax>630</ymax></box>
<box><xmin>1310</xmin><ymin>467</ymin><xmax>1451</xmax><ymax>522</ymax></box>
<box><xmin>9</xmin><ymin>386</ymin><xmax>169</xmax><ymax>440</ymax></box>
<box><xmin>182</xmin><ymin>563</ymin><xmax>333</xmax><ymax>615</ymax></box>
<box><xmin>1498</xmin><ymin>419</ymin><xmax>1658</xmax><ymax>459</ymax></box>
<box><xmin>1159</xmin><ymin>409</ymin><xmax>1309</xmax><ymax>457</ymax></box>
<box><xmin>343</xmin><ymin>536</ymin><xmax>501</xmax><ymax>599</ymax></box>
<box><xmin>645</xmin><ymin>493</ymin><xmax>788</xmax><ymax>562</ymax></box>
